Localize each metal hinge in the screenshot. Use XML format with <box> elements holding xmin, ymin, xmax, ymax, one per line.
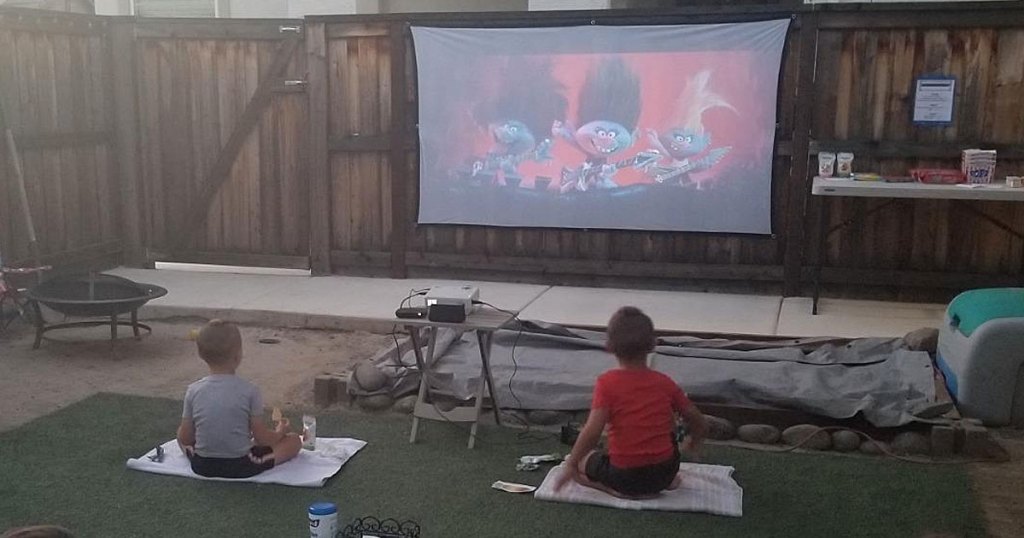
<box><xmin>279</xmin><ymin>25</ymin><xmax>302</xmax><ymax>34</ymax></box>
<box><xmin>284</xmin><ymin>80</ymin><xmax>308</xmax><ymax>87</ymax></box>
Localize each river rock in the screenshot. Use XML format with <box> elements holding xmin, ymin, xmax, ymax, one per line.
<box><xmin>904</xmin><ymin>328</ymin><xmax>939</xmax><ymax>354</ymax></box>
<box><xmin>782</xmin><ymin>424</ymin><xmax>831</xmax><ymax>450</ymax></box>
<box><xmin>737</xmin><ymin>424</ymin><xmax>781</xmax><ymax>444</ymax></box>
<box><xmin>831</xmin><ymin>430</ymin><xmax>861</xmax><ymax>452</ymax></box>
<box><xmin>357</xmin><ymin>394</ymin><xmax>395</xmax><ymax>412</ymax></box>
<box><xmin>705</xmin><ymin>416</ymin><xmax>737</xmax><ymax>440</ymax></box>
<box><xmin>393</xmin><ymin>394</ymin><xmax>418</xmax><ymax>414</ymax></box>
<box><xmin>859</xmin><ymin>439</ymin><xmax>887</xmax><ymax>455</ymax></box>
<box><xmin>527</xmin><ymin>410</ymin><xmax>573</xmax><ymax>426</ymax></box>
<box><xmin>351</xmin><ymin>362</ymin><xmax>389</xmax><ymax>393</ymax></box>
<box><xmin>891</xmin><ymin>431</ymin><xmax>930</xmax><ymax>455</ymax></box>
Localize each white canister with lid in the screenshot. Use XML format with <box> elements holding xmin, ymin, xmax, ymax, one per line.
<box><xmin>309</xmin><ymin>502</ymin><xmax>338</xmax><ymax>538</ymax></box>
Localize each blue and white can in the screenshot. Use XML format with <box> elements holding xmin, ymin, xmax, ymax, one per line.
<box><xmin>308</xmin><ymin>502</ymin><xmax>337</xmax><ymax>538</ymax></box>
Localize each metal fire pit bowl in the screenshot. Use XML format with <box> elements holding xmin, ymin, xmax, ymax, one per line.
<box><xmin>25</xmin><ymin>273</ymin><xmax>168</xmax><ymax>349</ymax></box>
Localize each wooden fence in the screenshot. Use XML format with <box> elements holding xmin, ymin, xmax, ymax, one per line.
<box><xmin>2</xmin><ymin>3</ymin><xmax>1024</xmax><ymax>300</ymax></box>
<box><xmin>0</xmin><ymin>10</ymin><xmax>120</xmax><ymax>271</ymax></box>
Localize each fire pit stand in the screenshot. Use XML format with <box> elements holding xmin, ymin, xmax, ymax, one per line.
<box><xmin>25</xmin><ymin>273</ymin><xmax>168</xmax><ymax>349</ymax></box>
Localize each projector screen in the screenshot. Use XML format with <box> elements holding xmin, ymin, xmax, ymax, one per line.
<box><xmin>411</xmin><ymin>20</ymin><xmax>789</xmax><ymax>234</ymax></box>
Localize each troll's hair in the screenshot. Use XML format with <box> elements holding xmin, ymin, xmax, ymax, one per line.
<box><xmin>577</xmin><ymin>57</ymin><xmax>641</xmax><ymax>131</ymax></box>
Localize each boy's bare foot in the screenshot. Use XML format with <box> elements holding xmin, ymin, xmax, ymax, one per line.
<box><xmin>667</xmin><ymin>472</ymin><xmax>682</xmax><ymax>490</ymax></box>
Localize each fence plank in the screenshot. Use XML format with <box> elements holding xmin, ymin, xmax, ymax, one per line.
<box><xmin>782</xmin><ymin>14</ymin><xmax>816</xmax><ymax>295</ymax></box>
<box><xmin>307</xmin><ymin>22</ymin><xmax>332</xmax><ymax>274</ymax></box>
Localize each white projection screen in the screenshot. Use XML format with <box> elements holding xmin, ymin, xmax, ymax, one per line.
<box><xmin>411</xmin><ymin>20</ymin><xmax>790</xmax><ymax>234</ymax></box>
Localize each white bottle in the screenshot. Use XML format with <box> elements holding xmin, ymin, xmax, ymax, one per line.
<box><xmin>308</xmin><ymin>502</ymin><xmax>337</xmax><ymax>538</ymax></box>
<box><xmin>302</xmin><ymin>414</ymin><xmax>317</xmax><ymax>451</ymax></box>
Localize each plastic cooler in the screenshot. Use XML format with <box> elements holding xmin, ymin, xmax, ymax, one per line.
<box><xmin>936</xmin><ymin>288</ymin><xmax>1024</xmax><ymax>426</ymax></box>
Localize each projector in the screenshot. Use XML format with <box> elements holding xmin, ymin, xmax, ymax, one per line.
<box><xmin>424</xmin><ymin>285</ymin><xmax>480</xmax><ymax>323</ymax></box>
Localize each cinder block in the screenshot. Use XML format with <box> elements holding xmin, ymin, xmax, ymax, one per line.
<box><xmin>930</xmin><ymin>425</ymin><xmax>955</xmax><ymax>457</ymax></box>
<box><xmin>314</xmin><ymin>375</ymin><xmax>337</xmax><ymax>407</ymax></box>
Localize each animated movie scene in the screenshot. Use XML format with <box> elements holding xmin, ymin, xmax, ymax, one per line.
<box><xmin>412</xmin><ymin>21</ymin><xmax>789</xmax><ymax>233</ymax></box>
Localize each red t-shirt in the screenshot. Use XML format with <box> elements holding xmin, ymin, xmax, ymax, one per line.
<box><xmin>591</xmin><ymin>368</ymin><xmax>692</xmax><ymax>468</ymax></box>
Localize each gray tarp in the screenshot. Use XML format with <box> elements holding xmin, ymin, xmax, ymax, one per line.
<box><xmin>389</xmin><ymin>322</ymin><xmax>937</xmax><ymax>428</ymax></box>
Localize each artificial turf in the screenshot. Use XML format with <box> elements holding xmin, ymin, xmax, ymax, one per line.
<box><xmin>0</xmin><ymin>393</ymin><xmax>985</xmax><ymax>538</ymax></box>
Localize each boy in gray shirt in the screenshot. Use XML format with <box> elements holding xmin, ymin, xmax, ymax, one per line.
<box><xmin>176</xmin><ymin>320</ymin><xmax>302</xmax><ymax>478</ymax></box>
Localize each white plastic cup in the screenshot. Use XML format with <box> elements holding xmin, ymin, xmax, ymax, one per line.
<box><xmin>308</xmin><ymin>502</ymin><xmax>337</xmax><ymax>538</ymax></box>
<box><xmin>302</xmin><ymin>414</ymin><xmax>317</xmax><ymax>451</ymax></box>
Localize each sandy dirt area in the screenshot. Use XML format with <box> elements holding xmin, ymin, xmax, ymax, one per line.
<box><xmin>969</xmin><ymin>436</ymin><xmax>1024</xmax><ymax>538</ymax></box>
<box><xmin>0</xmin><ymin>317</ymin><xmax>391</xmax><ymax>432</ymax></box>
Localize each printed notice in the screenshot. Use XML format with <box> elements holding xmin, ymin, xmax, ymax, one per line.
<box><xmin>913</xmin><ymin>77</ymin><xmax>956</xmax><ymax>124</ymax></box>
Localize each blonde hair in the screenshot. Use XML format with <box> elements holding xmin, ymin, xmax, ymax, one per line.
<box><xmin>196</xmin><ymin>319</ymin><xmax>242</xmax><ymax>365</ymax></box>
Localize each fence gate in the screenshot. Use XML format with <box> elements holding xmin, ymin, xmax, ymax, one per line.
<box><xmin>132</xmin><ymin>19</ymin><xmax>310</xmax><ymax>270</ymax></box>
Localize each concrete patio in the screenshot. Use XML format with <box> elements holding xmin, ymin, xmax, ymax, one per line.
<box><xmin>109</xmin><ymin>267</ymin><xmax>946</xmax><ymax>338</ymax></box>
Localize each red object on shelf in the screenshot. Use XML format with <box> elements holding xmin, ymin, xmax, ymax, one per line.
<box><xmin>910</xmin><ymin>168</ymin><xmax>965</xmax><ymax>184</ymax></box>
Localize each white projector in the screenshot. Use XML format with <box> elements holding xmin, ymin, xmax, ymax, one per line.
<box><xmin>424</xmin><ymin>285</ymin><xmax>480</xmax><ymax>323</ymax></box>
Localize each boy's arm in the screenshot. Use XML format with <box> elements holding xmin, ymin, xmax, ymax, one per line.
<box><xmin>679</xmin><ymin>404</ymin><xmax>708</xmax><ymax>457</ymax></box>
<box><xmin>176</xmin><ymin>418</ymin><xmax>196</xmax><ymax>456</ymax></box>
<box><xmin>555</xmin><ymin>407</ymin><xmax>609</xmax><ymax>490</ymax></box>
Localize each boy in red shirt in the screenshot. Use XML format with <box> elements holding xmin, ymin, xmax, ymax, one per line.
<box><xmin>556</xmin><ymin>306</ymin><xmax>708</xmax><ymax>498</ymax></box>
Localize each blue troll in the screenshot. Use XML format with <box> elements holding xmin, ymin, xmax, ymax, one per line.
<box><xmin>470</xmin><ymin>58</ymin><xmax>567</xmax><ymax>185</ymax></box>
<box><xmin>552</xmin><ymin>58</ymin><xmax>658</xmax><ymax>193</ymax></box>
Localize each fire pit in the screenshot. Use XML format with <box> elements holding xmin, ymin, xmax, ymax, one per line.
<box><xmin>25</xmin><ymin>273</ymin><xmax>167</xmax><ymax>349</ymax></box>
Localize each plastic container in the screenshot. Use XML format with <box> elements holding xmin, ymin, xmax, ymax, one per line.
<box><xmin>308</xmin><ymin>502</ymin><xmax>338</xmax><ymax>538</ymax></box>
<box><xmin>836</xmin><ymin>152</ymin><xmax>854</xmax><ymax>177</ymax></box>
<box><xmin>817</xmin><ymin>152</ymin><xmax>836</xmax><ymax>178</ymax></box>
<box><xmin>302</xmin><ymin>415</ymin><xmax>317</xmax><ymax>451</ymax></box>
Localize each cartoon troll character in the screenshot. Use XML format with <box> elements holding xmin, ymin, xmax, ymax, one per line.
<box><xmin>552</xmin><ymin>58</ymin><xmax>658</xmax><ymax>193</ymax></box>
<box><xmin>646</xmin><ymin>70</ymin><xmax>735</xmax><ymax>189</ymax></box>
<box><xmin>470</xmin><ymin>58</ymin><xmax>567</xmax><ymax>185</ymax></box>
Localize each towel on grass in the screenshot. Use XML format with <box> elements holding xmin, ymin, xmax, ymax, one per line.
<box><xmin>534</xmin><ymin>462</ymin><xmax>743</xmax><ymax>517</ymax></box>
<box><xmin>126</xmin><ymin>438</ymin><xmax>366</xmax><ymax>488</ymax></box>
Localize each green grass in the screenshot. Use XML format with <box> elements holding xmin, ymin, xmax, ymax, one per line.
<box><xmin>0</xmin><ymin>394</ymin><xmax>985</xmax><ymax>538</ymax></box>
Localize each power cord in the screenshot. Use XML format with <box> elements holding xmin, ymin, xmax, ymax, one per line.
<box><xmin>473</xmin><ymin>300</ymin><xmax>557</xmax><ymax>443</ymax></box>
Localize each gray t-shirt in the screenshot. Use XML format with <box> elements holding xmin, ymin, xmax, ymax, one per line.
<box><xmin>182</xmin><ymin>374</ymin><xmax>264</xmax><ymax>458</ymax></box>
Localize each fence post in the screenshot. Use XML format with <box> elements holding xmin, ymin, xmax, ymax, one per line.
<box><xmin>306</xmin><ymin>21</ymin><xmax>332</xmax><ymax>275</ymax></box>
<box><xmin>109</xmin><ymin>20</ymin><xmax>146</xmax><ymax>268</ymax></box>
<box><xmin>782</xmin><ymin>12</ymin><xmax>818</xmax><ymax>297</ymax></box>
<box><xmin>389</xmin><ymin>21</ymin><xmax>409</xmax><ymax>279</ymax></box>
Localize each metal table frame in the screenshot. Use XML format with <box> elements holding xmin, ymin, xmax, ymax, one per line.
<box><xmin>397</xmin><ymin>309</ymin><xmax>514</xmax><ymax>449</ymax></box>
<box><xmin>810</xmin><ymin>177</ymin><xmax>1024</xmax><ymax>314</ymax></box>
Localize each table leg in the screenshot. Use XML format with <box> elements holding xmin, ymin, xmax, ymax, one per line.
<box><xmin>476</xmin><ymin>330</ymin><xmax>502</xmax><ymax>427</ymax></box>
<box><xmin>131</xmin><ymin>310</ymin><xmax>141</xmax><ymax>338</ymax></box>
<box><xmin>110</xmin><ymin>314</ymin><xmax>118</xmax><ymax>341</ymax></box>
<box><xmin>812</xmin><ymin>195</ymin><xmax>830</xmax><ymax>315</ymax></box>
<box><xmin>31</xmin><ymin>300</ymin><xmax>44</xmax><ymax>350</ymax></box>
<box><xmin>408</xmin><ymin>326</ymin><xmax>438</xmax><ymax>445</ymax></box>
<box><xmin>408</xmin><ymin>327</ymin><xmax>426</xmax><ymax>444</ymax></box>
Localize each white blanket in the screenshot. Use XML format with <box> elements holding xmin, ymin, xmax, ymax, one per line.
<box><xmin>534</xmin><ymin>462</ymin><xmax>743</xmax><ymax>517</ymax></box>
<box><xmin>126</xmin><ymin>438</ymin><xmax>366</xmax><ymax>488</ymax></box>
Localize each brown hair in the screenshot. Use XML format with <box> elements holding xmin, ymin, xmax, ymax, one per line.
<box><xmin>196</xmin><ymin>319</ymin><xmax>242</xmax><ymax>365</ymax></box>
<box><xmin>1</xmin><ymin>526</ymin><xmax>75</xmax><ymax>538</ymax></box>
<box><xmin>606</xmin><ymin>306</ymin><xmax>655</xmax><ymax>361</ymax></box>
